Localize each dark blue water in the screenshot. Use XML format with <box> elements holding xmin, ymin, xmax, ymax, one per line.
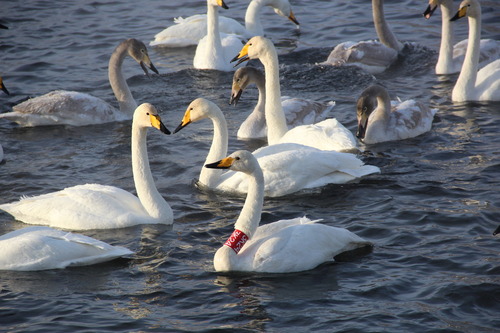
<box><xmin>1</xmin><ymin>0</ymin><xmax>499</xmax><ymax>332</ymax></box>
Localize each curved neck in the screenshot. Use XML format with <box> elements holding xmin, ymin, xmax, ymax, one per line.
<box><xmin>131</xmin><ymin>123</ymin><xmax>171</xmax><ymax>219</ymax></box>
<box><xmin>200</xmin><ymin>110</ymin><xmax>229</xmax><ymax>187</ymax></box>
<box><xmin>234</xmin><ymin>167</ymin><xmax>264</xmax><ymax>239</ymax></box>
<box><xmin>260</xmin><ymin>45</ymin><xmax>288</xmax><ymax>145</ymax></box>
<box><xmin>245</xmin><ymin>0</ymin><xmax>266</xmax><ymax>35</ymax></box>
<box><xmin>436</xmin><ymin>0</ymin><xmax>455</xmax><ymax>73</ymax></box>
<box><xmin>372</xmin><ymin>0</ymin><xmax>402</xmax><ymax>51</ymax></box>
<box><xmin>109</xmin><ymin>41</ymin><xmax>137</xmax><ymax>115</ymax></box>
<box><xmin>253</xmin><ymin>73</ymin><xmax>267</xmax><ymax>116</ymax></box>
<box><xmin>455</xmin><ymin>10</ymin><xmax>481</xmax><ymax>97</ymax></box>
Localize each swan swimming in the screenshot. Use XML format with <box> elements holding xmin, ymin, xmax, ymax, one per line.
<box><xmin>0</xmin><ymin>39</ymin><xmax>158</xmax><ymax>127</ymax></box>
<box><xmin>449</xmin><ymin>0</ymin><xmax>500</xmax><ymax>102</ymax></box>
<box><xmin>0</xmin><ymin>103</ymin><xmax>174</xmax><ymax>230</ymax></box>
<box><xmin>322</xmin><ymin>0</ymin><xmax>403</xmax><ymax>74</ymax></box>
<box><xmin>355</xmin><ymin>85</ymin><xmax>437</xmax><ymax>144</ymax></box>
<box><xmin>232</xmin><ymin>36</ymin><xmax>357</xmax><ymax>151</ymax></box>
<box><xmin>174</xmin><ymin>98</ymin><xmax>380</xmax><ymax>197</ymax></box>
<box><xmin>0</xmin><ymin>226</ymin><xmax>132</xmax><ymax>271</ymax></box>
<box><xmin>151</xmin><ymin>0</ymin><xmax>299</xmax><ymax>48</ymax></box>
<box><xmin>230</xmin><ymin>66</ymin><xmax>334</xmax><ymax>140</ymax></box>
<box><xmin>193</xmin><ymin>0</ymin><xmax>245</xmax><ymax>71</ymax></box>
<box><xmin>423</xmin><ymin>0</ymin><xmax>500</xmax><ymax>75</ymax></box>
<box><xmin>204</xmin><ymin>150</ymin><xmax>372</xmax><ymax>273</ymax></box>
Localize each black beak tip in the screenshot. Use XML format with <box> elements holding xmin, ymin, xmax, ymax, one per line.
<box><xmin>150</xmin><ymin>62</ymin><xmax>159</xmax><ymax>75</ymax></box>
<box><xmin>160</xmin><ymin>123</ymin><xmax>171</xmax><ymax>135</ymax></box>
<box><xmin>173</xmin><ymin>122</ymin><xmax>187</xmax><ymax>134</ymax></box>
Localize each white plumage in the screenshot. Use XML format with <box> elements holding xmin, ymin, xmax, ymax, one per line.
<box><xmin>0</xmin><ymin>103</ymin><xmax>173</xmax><ymax>230</ymax></box>
<box><xmin>205</xmin><ymin>150</ymin><xmax>372</xmax><ymax>273</ymax></box>
<box><xmin>0</xmin><ymin>226</ymin><xmax>132</xmax><ymax>271</ymax></box>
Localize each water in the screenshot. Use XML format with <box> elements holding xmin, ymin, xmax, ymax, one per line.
<box><xmin>1</xmin><ymin>0</ymin><xmax>499</xmax><ymax>332</ymax></box>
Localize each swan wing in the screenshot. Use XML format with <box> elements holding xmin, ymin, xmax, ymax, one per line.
<box><xmin>1</xmin><ymin>90</ymin><xmax>123</xmax><ymax>127</ymax></box>
<box><xmin>0</xmin><ymin>226</ymin><xmax>132</xmax><ymax>271</ymax></box>
<box><xmin>387</xmin><ymin>100</ymin><xmax>437</xmax><ymax>140</ymax></box>
<box><xmin>281</xmin><ymin>98</ymin><xmax>334</xmax><ymax>127</ymax></box>
<box><xmin>243</xmin><ymin>223</ymin><xmax>370</xmax><ymax>273</ymax></box>
<box><xmin>474</xmin><ymin>59</ymin><xmax>500</xmax><ymax>101</ymax></box>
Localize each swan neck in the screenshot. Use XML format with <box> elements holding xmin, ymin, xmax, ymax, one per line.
<box><xmin>109</xmin><ymin>41</ymin><xmax>137</xmax><ymax>115</ymax></box>
<box><xmin>436</xmin><ymin>1</ymin><xmax>455</xmax><ymax>73</ymax></box>
<box><xmin>234</xmin><ymin>167</ymin><xmax>264</xmax><ymax>239</ymax></box>
<box><xmin>206</xmin><ymin>3</ymin><xmax>223</xmax><ymax>52</ymax></box>
<box><xmin>245</xmin><ymin>0</ymin><xmax>265</xmax><ymax>35</ymax></box>
<box><xmin>372</xmin><ymin>0</ymin><xmax>402</xmax><ymax>51</ymax></box>
<box><xmin>455</xmin><ymin>11</ymin><xmax>481</xmax><ymax>96</ymax></box>
<box><xmin>131</xmin><ymin>123</ymin><xmax>169</xmax><ymax>219</ymax></box>
<box><xmin>200</xmin><ymin>110</ymin><xmax>229</xmax><ymax>187</ymax></box>
<box><xmin>261</xmin><ymin>47</ymin><xmax>288</xmax><ymax>145</ymax></box>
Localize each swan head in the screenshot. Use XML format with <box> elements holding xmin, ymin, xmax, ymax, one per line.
<box><xmin>134</xmin><ymin>103</ymin><xmax>170</xmax><ymax>134</ymax></box>
<box><xmin>126</xmin><ymin>38</ymin><xmax>159</xmax><ymax>77</ymax></box>
<box><xmin>423</xmin><ymin>0</ymin><xmax>439</xmax><ymax>19</ymax></box>
<box><xmin>269</xmin><ymin>0</ymin><xmax>299</xmax><ymax>26</ymax></box>
<box><xmin>209</xmin><ymin>0</ymin><xmax>229</xmax><ymax>9</ymax></box>
<box><xmin>174</xmin><ymin>98</ymin><xmax>221</xmax><ymax>133</ymax></box>
<box><xmin>450</xmin><ymin>0</ymin><xmax>479</xmax><ymax>21</ymax></box>
<box><xmin>205</xmin><ymin>150</ymin><xmax>258</xmax><ymax>175</ymax></box>
<box><xmin>230</xmin><ymin>67</ymin><xmax>264</xmax><ymax>105</ymax></box>
<box><xmin>356</xmin><ymin>85</ymin><xmax>388</xmax><ymax>140</ymax></box>
<box><xmin>0</xmin><ymin>77</ymin><xmax>9</xmax><ymax>95</ymax></box>
<box><xmin>231</xmin><ymin>36</ymin><xmax>273</xmax><ymax>67</ymax></box>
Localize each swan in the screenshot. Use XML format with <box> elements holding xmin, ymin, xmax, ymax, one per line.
<box><xmin>204</xmin><ymin>150</ymin><xmax>372</xmax><ymax>273</ymax></box>
<box><xmin>232</xmin><ymin>36</ymin><xmax>358</xmax><ymax>151</ymax></box>
<box><xmin>0</xmin><ymin>103</ymin><xmax>174</xmax><ymax>230</ymax></box>
<box><xmin>0</xmin><ymin>39</ymin><xmax>159</xmax><ymax>127</ymax></box>
<box><xmin>193</xmin><ymin>0</ymin><xmax>245</xmax><ymax>71</ymax></box>
<box><xmin>0</xmin><ymin>226</ymin><xmax>132</xmax><ymax>271</ymax></box>
<box><xmin>449</xmin><ymin>0</ymin><xmax>500</xmax><ymax>102</ymax></box>
<box><xmin>322</xmin><ymin>0</ymin><xmax>403</xmax><ymax>74</ymax></box>
<box><xmin>230</xmin><ymin>66</ymin><xmax>335</xmax><ymax>140</ymax></box>
<box><xmin>355</xmin><ymin>85</ymin><xmax>437</xmax><ymax>144</ymax></box>
<box><xmin>174</xmin><ymin>98</ymin><xmax>380</xmax><ymax>197</ymax></box>
<box><xmin>423</xmin><ymin>0</ymin><xmax>500</xmax><ymax>75</ymax></box>
<box><xmin>150</xmin><ymin>0</ymin><xmax>299</xmax><ymax>48</ymax></box>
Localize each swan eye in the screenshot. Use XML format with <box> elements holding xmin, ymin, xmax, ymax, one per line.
<box><xmin>235</xmin><ymin>157</ymin><xmax>240</xmax><ymax>161</ymax></box>
<box><xmin>146</xmin><ymin>112</ymin><xmax>150</xmax><ymax>115</ymax></box>
<box><xmin>363</xmin><ymin>107</ymin><xmax>367</xmax><ymax>112</ymax></box>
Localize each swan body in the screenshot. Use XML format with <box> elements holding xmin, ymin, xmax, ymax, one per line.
<box><xmin>232</xmin><ymin>36</ymin><xmax>357</xmax><ymax>150</ymax></box>
<box><xmin>356</xmin><ymin>85</ymin><xmax>437</xmax><ymax>144</ymax></box>
<box><xmin>323</xmin><ymin>0</ymin><xmax>403</xmax><ymax>74</ymax></box>
<box><xmin>150</xmin><ymin>0</ymin><xmax>299</xmax><ymax>48</ymax></box>
<box><xmin>205</xmin><ymin>150</ymin><xmax>372</xmax><ymax>273</ymax></box>
<box><xmin>424</xmin><ymin>0</ymin><xmax>500</xmax><ymax>75</ymax></box>
<box><xmin>0</xmin><ymin>226</ymin><xmax>132</xmax><ymax>271</ymax></box>
<box><xmin>174</xmin><ymin>98</ymin><xmax>379</xmax><ymax>197</ymax></box>
<box><xmin>0</xmin><ymin>103</ymin><xmax>173</xmax><ymax>230</ymax></box>
<box><xmin>450</xmin><ymin>0</ymin><xmax>500</xmax><ymax>102</ymax></box>
<box><xmin>230</xmin><ymin>66</ymin><xmax>334</xmax><ymax>139</ymax></box>
<box><xmin>192</xmin><ymin>0</ymin><xmax>245</xmax><ymax>71</ymax></box>
<box><xmin>0</xmin><ymin>39</ymin><xmax>158</xmax><ymax>127</ymax></box>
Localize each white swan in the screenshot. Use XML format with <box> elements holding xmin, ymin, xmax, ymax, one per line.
<box><xmin>423</xmin><ymin>0</ymin><xmax>500</xmax><ymax>75</ymax></box>
<box><xmin>232</xmin><ymin>36</ymin><xmax>357</xmax><ymax>151</ymax></box>
<box><xmin>449</xmin><ymin>0</ymin><xmax>500</xmax><ymax>102</ymax></box>
<box><xmin>192</xmin><ymin>0</ymin><xmax>244</xmax><ymax>71</ymax></box>
<box><xmin>0</xmin><ymin>103</ymin><xmax>174</xmax><ymax>230</ymax></box>
<box><xmin>230</xmin><ymin>66</ymin><xmax>334</xmax><ymax>140</ymax></box>
<box><xmin>323</xmin><ymin>0</ymin><xmax>403</xmax><ymax>74</ymax></box>
<box><xmin>150</xmin><ymin>0</ymin><xmax>299</xmax><ymax>48</ymax></box>
<box><xmin>0</xmin><ymin>39</ymin><xmax>158</xmax><ymax>127</ymax></box>
<box><xmin>355</xmin><ymin>85</ymin><xmax>437</xmax><ymax>144</ymax></box>
<box><xmin>204</xmin><ymin>150</ymin><xmax>372</xmax><ymax>273</ymax></box>
<box><xmin>0</xmin><ymin>226</ymin><xmax>132</xmax><ymax>271</ymax></box>
<box><xmin>174</xmin><ymin>98</ymin><xmax>380</xmax><ymax>197</ymax></box>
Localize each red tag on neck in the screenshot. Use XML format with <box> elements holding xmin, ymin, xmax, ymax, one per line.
<box><xmin>224</xmin><ymin>229</ymin><xmax>249</xmax><ymax>254</ymax></box>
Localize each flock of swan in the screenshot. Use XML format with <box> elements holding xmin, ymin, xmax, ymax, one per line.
<box><xmin>0</xmin><ymin>0</ymin><xmax>498</xmax><ymax>273</ymax></box>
